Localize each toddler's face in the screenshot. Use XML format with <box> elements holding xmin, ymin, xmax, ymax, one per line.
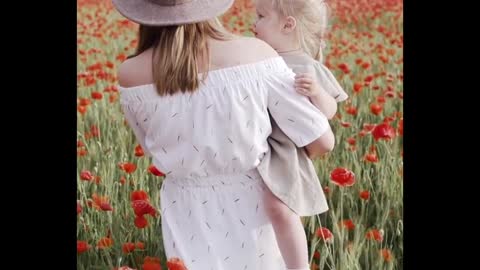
<box><xmin>253</xmin><ymin>0</ymin><xmax>286</xmax><ymax>50</ymax></box>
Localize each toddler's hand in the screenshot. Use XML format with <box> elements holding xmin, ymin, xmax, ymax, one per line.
<box><xmin>294</xmin><ymin>73</ymin><xmax>320</xmax><ymax>97</ymax></box>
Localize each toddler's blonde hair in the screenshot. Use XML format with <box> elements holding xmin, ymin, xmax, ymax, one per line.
<box><xmin>266</xmin><ymin>0</ymin><xmax>331</xmax><ymax>61</ymax></box>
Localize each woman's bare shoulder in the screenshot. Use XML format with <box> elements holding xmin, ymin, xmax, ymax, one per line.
<box><xmin>117</xmin><ymin>50</ymin><xmax>153</xmax><ymax>88</ymax></box>
<box><xmin>211</xmin><ymin>36</ymin><xmax>279</xmax><ymax>68</ymax></box>
<box><xmin>235</xmin><ymin>37</ymin><xmax>279</xmax><ymax>60</ymax></box>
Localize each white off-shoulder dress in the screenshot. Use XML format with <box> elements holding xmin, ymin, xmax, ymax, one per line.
<box><xmin>119</xmin><ymin>57</ymin><xmax>330</xmax><ymax>270</ymax></box>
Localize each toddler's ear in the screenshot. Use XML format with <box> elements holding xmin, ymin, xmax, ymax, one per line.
<box><xmin>283</xmin><ymin>16</ymin><xmax>297</xmax><ymax>33</ymax></box>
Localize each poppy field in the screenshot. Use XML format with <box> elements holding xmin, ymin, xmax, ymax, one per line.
<box><xmin>77</xmin><ymin>0</ymin><xmax>403</xmax><ymax>269</ymax></box>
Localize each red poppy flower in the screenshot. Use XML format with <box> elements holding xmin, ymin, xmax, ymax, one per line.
<box><xmin>364</xmin><ymin>153</ymin><xmax>378</xmax><ymax>163</ymax></box>
<box><xmin>78</xmin><ymin>105</ymin><xmax>87</xmax><ymax>115</ymax></box>
<box><xmin>385</xmin><ymin>90</ymin><xmax>395</xmax><ymax>98</ymax></box>
<box><xmin>132</xmin><ymin>200</ymin><xmax>156</xmax><ymax>217</ymax></box>
<box><xmin>337</xmin><ymin>63</ymin><xmax>350</xmax><ymax>74</ymax></box>
<box><xmin>119</xmin><ymin>176</ymin><xmax>126</xmax><ymax>185</ymax></box>
<box><xmin>377</xmin><ymin>95</ymin><xmax>386</xmax><ymax>103</ymax></box>
<box><xmin>347</xmin><ymin>137</ymin><xmax>356</xmax><ymax>146</ymax></box>
<box><xmin>77</xmin><ymin>201</ymin><xmax>82</xmax><ymax>214</ymax></box>
<box><xmin>167</xmin><ymin>257</ymin><xmax>188</xmax><ymax>270</ymax></box>
<box><xmin>77</xmin><ymin>240</ymin><xmax>89</xmax><ymax>254</ymax></box>
<box><xmin>80</xmin><ymin>170</ymin><xmax>93</xmax><ymax>181</ymax></box>
<box><xmin>119</xmin><ymin>162</ymin><xmax>137</xmax><ymax>173</ymax></box>
<box><xmin>136</xmin><ymin>242</ymin><xmax>145</xmax><ymax>250</ymax></box>
<box><xmin>372</xmin><ymin>123</ymin><xmax>396</xmax><ymax>141</ymax></box>
<box><xmin>122</xmin><ymin>242</ymin><xmax>136</xmax><ymax>254</ymax></box>
<box><xmin>97</xmin><ymin>237</ymin><xmax>113</xmax><ymax>249</ymax></box>
<box><xmin>370</xmin><ymin>103</ymin><xmax>383</xmax><ymax>115</ymax></box>
<box><xmin>148</xmin><ymin>165</ymin><xmax>165</xmax><ymax>177</ymax></box>
<box><xmin>364</xmin><ymin>75</ymin><xmax>374</xmax><ymax>83</ymax></box>
<box><xmin>315</xmin><ymin>227</ymin><xmax>334</xmax><ymax>243</ymax></box>
<box><xmin>105</xmin><ymin>61</ymin><xmax>114</xmax><ymax>69</ymax></box>
<box><xmin>381</xmin><ymin>249</ymin><xmax>393</xmax><ymax>262</ymax></box>
<box><xmin>131</xmin><ymin>190</ymin><xmax>149</xmax><ymax>202</ymax></box>
<box><xmin>366</xmin><ymin>229</ymin><xmax>383</xmax><ymax>242</ymax></box>
<box><xmin>79</xmin><ymin>98</ymin><xmax>91</xmax><ymax>106</ymax></box>
<box><xmin>116</xmin><ymin>53</ymin><xmax>127</xmax><ymax>62</ymax></box>
<box><xmin>330</xmin><ymin>168</ymin><xmax>355</xmax><ymax>187</ymax></box>
<box><xmin>92</xmin><ymin>194</ymin><xmax>113</xmax><ymax>211</ymax></box>
<box><xmin>360</xmin><ymin>190</ymin><xmax>370</xmax><ymax>200</ymax></box>
<box><xmin>109</xmin><ymin>94</ymin><xmax>118</xmax><ymax>103</ymax></box>
<box><xmin>353</xmin><ymin>82</ymin><xmax>363</xmax><ymax>93</ymax></box>
<box><xmin>341</xmin><ymin>219</ymin><xmax>355</xmax><ymax>230</ymax></box>
<box><xmin>142</xmin><ymin>256</ymin><xmax>162</xmax><ymax>270</ymax></box>
<box><xmin>346</xmin><ymin>106</ymin><xmax>358</xmax><ymax>116</ymax></box>
<box><xmin>91</xmin><ymin>92</ymin><xmax>103</xmax><ymax>100</ymax></box>
<box><xmin>134</xmin><ymin>215</ymin><xmax>148</xmax><ymax>229</ymax></box>
<box><xmin>90</xmin><ymin>125</ymin><xmax>100</xmax><ymax>137</ymax></box>
<box><xmin>135</xmin><ymin>145</ymin><xmax>144</xmax><ymax>157</ymax></box>
<box><xmin>361</xmin><ymin>62</ymin><xmax>371</xmax><ymax>69</ymax></box>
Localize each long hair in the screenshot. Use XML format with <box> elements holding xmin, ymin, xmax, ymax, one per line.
<box><xmin>130</xmin><ymin>18</ymin><xmax>234</xmax><ymax>96</ymax></box>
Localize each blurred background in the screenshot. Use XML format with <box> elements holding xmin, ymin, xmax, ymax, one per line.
<box><xmin>77</xmin><ymin>0</ymin><xmax>403</xmax><ymax>269</ymax></box>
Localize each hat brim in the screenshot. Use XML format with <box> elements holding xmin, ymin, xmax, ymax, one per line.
<box><xmin>112</xmin><ymin>0</ymin><xmax>235</xmax><ymax>26</ymax></box>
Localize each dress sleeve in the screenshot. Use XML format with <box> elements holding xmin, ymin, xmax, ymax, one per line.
<box><xmin>265</xmin><ymin>60</ymin><xmax>331</xmax><ymax>147</ymax></box>
<box><xmin>313</xmin><ymin>61</ymin><xmax>349</xmax><ymax>102</ymax></box>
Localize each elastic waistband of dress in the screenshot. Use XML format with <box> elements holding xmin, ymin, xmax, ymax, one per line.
<box><xmin>164</xmin><ymin>169</ymin><xmax>262</xmax><ymax>187</ymax></box>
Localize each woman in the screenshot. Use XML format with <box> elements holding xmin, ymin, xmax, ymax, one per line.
<box><xmin>113</xmin><ymin>0</ymin><xmax>335</xmax><ymax>269</ymax></box>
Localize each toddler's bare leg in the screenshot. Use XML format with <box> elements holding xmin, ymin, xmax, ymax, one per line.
<box><xmin>263</xmin><ymin>187</ymin><xmax>310</xmax><ymax>270</ymax></box>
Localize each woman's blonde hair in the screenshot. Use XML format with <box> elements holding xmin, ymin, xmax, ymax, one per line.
<box><xmin>131</xmin><ymin>18</ymin><xmax>234</xmax><ymax>96</ymax></box>
<box><xmin>267</xmin><ymin>0</ymin><xmax>330</xmax><ymax>61</ymax></box>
